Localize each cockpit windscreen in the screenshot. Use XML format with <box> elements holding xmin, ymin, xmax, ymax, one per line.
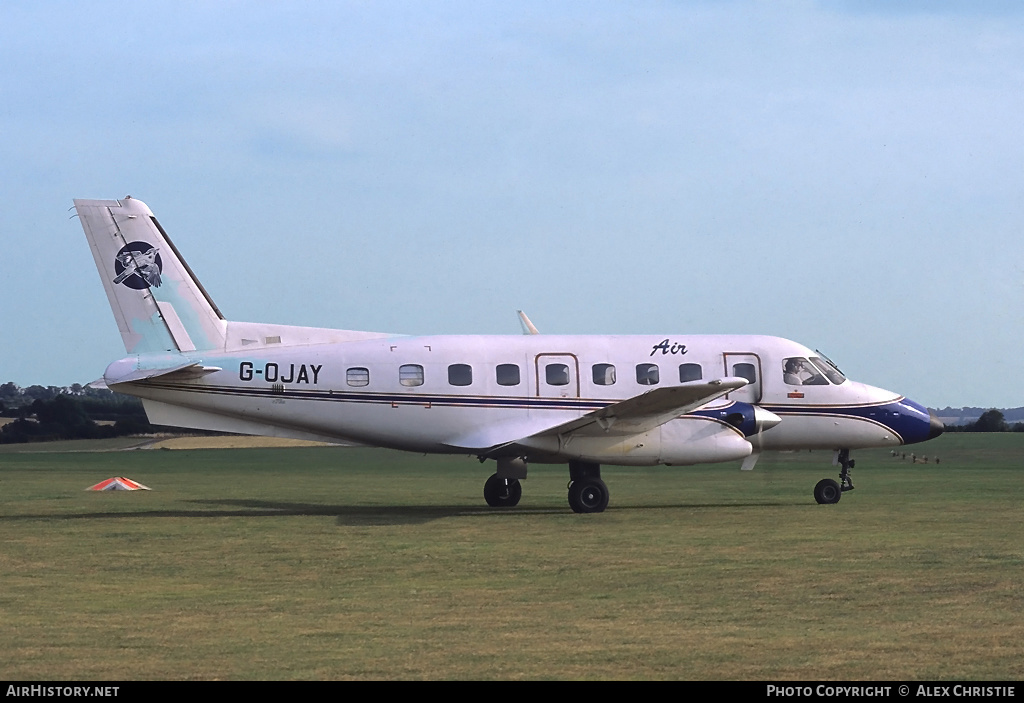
<box><xmin>809</xmin><ymin>356</ymin><xmax>846</xmax><ymax>385</ymax></box>
<box><xmin>783</xmin><ymin>356</ymin><xmax>847</xmax><ymax>386</ymax></box>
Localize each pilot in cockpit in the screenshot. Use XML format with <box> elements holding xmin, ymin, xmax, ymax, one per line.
<box><xmin>783</xmin><ymin>357</ymin><xmax>829</xmax><ymax>386</ymax></box>
<box><xmin>784</xmin><ymin>358</ymin><xmax>804</xmax><ymax>385</ymax></box>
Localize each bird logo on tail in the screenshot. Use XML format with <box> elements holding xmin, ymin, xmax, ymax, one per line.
<box><xmin>112</xmin><ymin>242</ymin><xmax>163</xmax><ymax>289</ymax></box>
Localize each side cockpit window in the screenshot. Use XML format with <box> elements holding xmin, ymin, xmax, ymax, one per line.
<box><xmin>783</xmin><ymin>357</ymin><xmax>828</xmax><ymax>386</ymax></box>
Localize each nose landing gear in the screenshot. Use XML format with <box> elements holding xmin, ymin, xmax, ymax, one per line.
<box><xmin>814</xmin><ymin>448</ymin><xmax>855</xmax><ymax>505</ymax></box>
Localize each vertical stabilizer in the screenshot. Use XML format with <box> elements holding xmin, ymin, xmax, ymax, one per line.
<box><xmin>74</xmin><ymin>197</ymin><xmax>227</xmax><ymax>354</ymax></box>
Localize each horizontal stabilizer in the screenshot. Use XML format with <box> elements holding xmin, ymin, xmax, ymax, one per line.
<box><xmin>104</xmin><ymin>359</ymin><xmax>222</xmax><ymax>386</ymax></box>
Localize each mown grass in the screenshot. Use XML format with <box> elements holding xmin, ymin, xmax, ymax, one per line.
<box><xmin>0</xmin><ymin>434</ymin><xmax>1022</xmax><ymax>680</ymax></box>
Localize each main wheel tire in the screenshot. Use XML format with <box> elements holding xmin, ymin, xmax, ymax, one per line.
<box><xmin>484</xmin><ymin>473</ymin><xmax>522</xmax><ymax>508</ymax></box>
<box><xmin>813</xmin><ymin>478</ymin><xmax>842</xmax><ymax>505</ymax></box>
<box><xmin>568</xmin><ymin>478</ymin><xmax>609</xmax><ymax>513</ymax></box>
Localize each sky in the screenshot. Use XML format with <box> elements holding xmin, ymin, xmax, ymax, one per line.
<box><xmin>1</xmin><ymin>1</ymin><xmax>1022</xmax><ymax>408</ymax></box>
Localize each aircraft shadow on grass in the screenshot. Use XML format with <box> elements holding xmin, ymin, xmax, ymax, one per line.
<box><xmin>191</xmin><ymin>498</ymin><xmax>803</xmax><ymax>525</ymax></box>
<box><xmin>1</xmin><ymin>499</ymin><xmax>802</xmax><ymax>526</ymax></box>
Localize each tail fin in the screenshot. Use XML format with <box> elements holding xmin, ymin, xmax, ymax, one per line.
<box><xmin>74</xmin><ymin>196</ymin><xmax>227</xmax><ymax>354</ymax></box>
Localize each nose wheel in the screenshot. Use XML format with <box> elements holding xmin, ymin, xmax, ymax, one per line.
<box><xmin>814</xmin><ymin>478</ymin><xmax>842</xmax><ymax>504</ymax></box>
<box><xmin>814</xmin><ymin>449</ymin><xmax>855</xmax><ymax>504</ymax></box>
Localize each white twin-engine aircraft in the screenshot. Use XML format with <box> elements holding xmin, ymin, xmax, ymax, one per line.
<box><xmin>74</xmin><ymin>196</ymin><xmax>943</xmax><ymax>513</ymax></box>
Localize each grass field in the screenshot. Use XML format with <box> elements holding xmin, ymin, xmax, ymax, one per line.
<box><xmin>1</xmin><ymin>433</ymin><xmax>1022</xmax><ymax>680</ymax></box>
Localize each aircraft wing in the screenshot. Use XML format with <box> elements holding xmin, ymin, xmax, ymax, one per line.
<box><xmin>536</xmin><ymin>376</ymin><xmax>749</xmax><ymax>438</ymax></box>
<box><xmin>443</xmin><ymin>377</ymin><xmax>747</xmax><ymax>451</ymax></box>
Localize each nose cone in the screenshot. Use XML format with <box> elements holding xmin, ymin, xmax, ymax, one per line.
<box><xmin>928</xmin><ymin>409</ymin><xmax>944</xmax><ymax>440</ymax></box>
<box><xmin>894</xmin><ymin>398</ymin><xmax>944</xmax><ymax>445</ymax></box>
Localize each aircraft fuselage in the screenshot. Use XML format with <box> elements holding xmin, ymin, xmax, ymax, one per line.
<box><xmin>113</xmin><ymin>332</ymin><xmax>940</xmax><ymax>467</ymax></box>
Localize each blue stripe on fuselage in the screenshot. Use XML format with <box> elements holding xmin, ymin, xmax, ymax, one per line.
<box><xmin>763</xmin><ymin>397</ymin><xmax>935</xmax><ymax>445</ymax></box>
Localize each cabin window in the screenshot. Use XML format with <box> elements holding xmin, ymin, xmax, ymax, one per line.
<box><xmin>496</xmin><ymin>364</ymin><xmax>521</xmax><ymax>386</ymax></box>
<box><xmin>448</xmin><ymin>364</ymin><xmax>473</xmax><ymax>386</ymax></box>
<box><xmin>636</xmin><ymin>363</ymin><xmax>660</xmax><ymax>385</ymax></box>
<box><xmin>399</xmin><ymin>364</ymin><xmax>424</xmax><ymax>387</ymax></box>
<box><xmin>346</xmin><ymin>367</ymin><xmax>369</xmax><ymax>387</ymax></box>
<box><xmin>546</xmin><ymin>363</ymin><xmax>570</xmax><ymax>386</ymax></box>
<box><xmin>782</xmin><ymin>357</ymin><xmax>827</xmax><ymax>386</ymax></box>
<box><xmin>733</xmin><ymin>362</ymin><xmax>758</xmax><ymax>385</ymax></box>
<box><xmin>592</xmin><ymin>363</ymin><xmax>616</xmax><ymax>386</ymax></box>
<box><xmin>679</xmin><ymin>363</ymin><xmax>702</xmax><ymax>383</ymax></box>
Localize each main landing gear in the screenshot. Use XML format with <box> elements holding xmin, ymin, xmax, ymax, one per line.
<box><xmin>483</xmin><ymin>473</ymin><xmax>522</xmax><ymax>507</ymax></box>
<box><xmin>814</xmin><ymin>448</ymin><xmax>855</xmax><ymax>505</ymax></box>
<box><xmin>480</xmin><ymin>458</ymin><xmax>610</xmax><ymax>513</ymax></box>
<box><xmin>483</xmin><ymin>457</ymin><xmax>526</xmax><ymax>508</ymax></box>
<box><xmin>568</xmin><ymin>461</ymin><xmax>609</xmax><ymax>514</ymax></box>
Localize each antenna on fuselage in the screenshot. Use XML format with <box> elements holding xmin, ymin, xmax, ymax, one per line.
<box><xmin>517</xmin><ymin>310</ymin><xmax>540</xmax><ymax>335</ymax></box>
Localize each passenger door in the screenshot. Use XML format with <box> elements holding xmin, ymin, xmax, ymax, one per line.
<box><xmin>534</xmin><ymin>353</ymin><xmax>581</xmax><ymax>399</ymax></box>
<box><xmin>723</xmin><ymin>352</ymin><xmax>762</xmax><ymax>404</ymax></box>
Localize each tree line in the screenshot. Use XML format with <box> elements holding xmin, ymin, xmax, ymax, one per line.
<box><xmin>0</xmin><ymin>382</ymin><xmax>154</xmax><ymax>444</ymax></box>
<box><xmin>943</xmin><ymin>409</ymin><xmax>1024</xmax><ymax>433</ymax></box>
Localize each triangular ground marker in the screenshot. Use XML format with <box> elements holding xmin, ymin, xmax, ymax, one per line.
<box><xmin>86</xmin><ymin>477</ymin><xmax>151</xmax><ymax>491</ymax></box>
